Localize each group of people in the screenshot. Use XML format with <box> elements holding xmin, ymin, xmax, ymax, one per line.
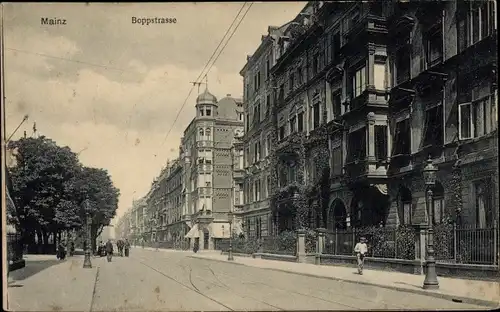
<box><xmin>95</xmin><ymin>238</ymin><xmax>131</xmax><ymax>262</ymax></box>
<box><xmin>116</xmin><ymin>239</ymin><xmax>131</xmax><ymax>257</ymax></box>
<box><xmin>56</xmin><ymin>241</ymin><xmax>75</xmax><ymax>260</ymax></box>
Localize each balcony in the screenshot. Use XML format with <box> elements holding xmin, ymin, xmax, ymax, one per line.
<box><xmin>344</xmin><ymin>158</ymin><xmax>388</xmax><ymax>183</ymax></box>
<box><xmin>342</xmin><ymin>14</ymin><xmax>387</xmax><ymax>52</ymax></box>
<box><xmin>196</xmin><ymin>140</ymin><xmax>214</xmax><ymax>148</ymax></box>
<box><xmin>197</xmin><ymin>163</ymin><xmax>213</xmax><ymax>172</ymax></box>
<box><xmin>198</xmin><ymin>187</ymin><xmax>213</xmax><ymax>196</ymax></box>
<box><xmin>233</xmin><ymin>169</ymin><xmax>244</xmax><ymax>180</ymax></box>
<box><xmin>344</xmin><ymin>88</ymin><xmax>389</xmax><ymax>117</ymax></box>
<box><xmin>276</xmin><ymin>132</ymin><xmax>305</xmax><ymax>153</ymax></box>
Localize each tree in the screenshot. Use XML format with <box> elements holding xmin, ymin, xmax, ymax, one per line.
<box><xmin>69</xmin><ymin>167</ymin><xmax>120</xmax><ymax>252</ymax></box>
<box><xmin>7</xmin><ymin>136</ymin><xmax>81</xmax><ymax>251</ymax></box>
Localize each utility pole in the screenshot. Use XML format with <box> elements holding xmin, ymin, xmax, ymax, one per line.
<box><xmin>190</xmin><ymin>81</ymin><xmax>207</xmax><ymax>94</ymax></box>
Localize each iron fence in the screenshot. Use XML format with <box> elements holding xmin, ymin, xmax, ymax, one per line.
<box><xmin>262</xmin><ymin>234</ymin><xmax>297</xmax><ymax>256</ymax></box>
<box><xmin>434</xmin><ymin>223</ymin><xmax>498</xmax><ymax>265</ymax></box>
<box><xmin>323</xmin><ymin>226</ymin><xmax>417</xmax><ymax>260</ymax></box>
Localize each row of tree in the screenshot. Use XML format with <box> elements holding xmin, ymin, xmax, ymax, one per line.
<box><xmin>7</xmin><ymin>136</ymin><xmax>120</xmax><ymax>254</ymax></box>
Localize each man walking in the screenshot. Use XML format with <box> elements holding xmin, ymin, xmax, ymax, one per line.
<box><xmin>124</xmin><ymin>239</ymin><xmax>130</xmax><ymax>257</ymax></box>
<box><xmin>105</xmin><ymin>239</ymin><xmax>114</xmax><ymax>262</ymax></box>
<box><xmin>354</xmin><ymin>236</ymin><xmax>368</xmax><ymax>275</ymax></box>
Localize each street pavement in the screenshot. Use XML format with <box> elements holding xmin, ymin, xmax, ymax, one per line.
<box><xmin>6</xmin><ymin>248</ymin><xmax>489</xmax><ymax>311</ymax></box>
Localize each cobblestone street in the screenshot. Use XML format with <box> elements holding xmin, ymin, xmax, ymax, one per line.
<box><xmin>6</xmin><ymin>248</ymin><xmax>490</xmax><ymax>311</ymax></box>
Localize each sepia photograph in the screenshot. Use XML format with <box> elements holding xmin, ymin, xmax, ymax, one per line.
<box><xmin>1</xmin><ymin>1</ymin><xmax>499</xmax><ymax>311</ymax></box>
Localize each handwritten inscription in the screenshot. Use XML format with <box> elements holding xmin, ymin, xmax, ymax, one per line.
<box><xmin>41</xmin><ymin>18</ymin><xmax>67</xmax><ymax>26</ymax></box>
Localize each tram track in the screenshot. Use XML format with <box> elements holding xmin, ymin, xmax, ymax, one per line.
<box><xmin>133</xmin><ymin>257</ymin><xmax>234</xmax><ymax>311</ymax></box>
<box><xmin>136</xmin><ymin>255</ymin><xmax>285</xmax><ymax>311</ymax></box>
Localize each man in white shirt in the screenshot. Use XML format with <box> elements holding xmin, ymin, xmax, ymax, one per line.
<box><xmin>354</xmin><ymin>236</ymin><xmax>368</xmax><ymax>275</ymax></box>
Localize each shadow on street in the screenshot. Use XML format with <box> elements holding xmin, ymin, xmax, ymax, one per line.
<box><xmin>9</xmin><ymin>259</ymin><xmax>65</xmax><ymax>282</ymax></box>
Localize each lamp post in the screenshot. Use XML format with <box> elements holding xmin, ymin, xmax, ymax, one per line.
<box><xmin>228</xmin><ymin>211</ymin><xmax>234</xmax><ymax>261</ymax></box>
<box><xmin>422</xmin><ymin>156</ymin><xmax>439</xmax><ymax>289</ymax></box>
<box><xmin>83</xmin><ymin>199</ymin><xmax>92</xmax><ymax>268</ymax></box>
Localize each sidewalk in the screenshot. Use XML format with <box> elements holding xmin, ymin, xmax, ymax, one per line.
<box><xmin>190</xmin><ymin>251</ymin><xmax>500</xmax><ymax>308</ymax></box>
<box><xmin>6</xmin><ymin>254</ymin><xmax>98</xmax><ymax>312</ymax></box>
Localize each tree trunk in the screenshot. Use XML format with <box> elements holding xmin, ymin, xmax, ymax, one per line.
<box><xmin>42</xmin><ymin>230</ymin><xmax>49</xmax><ymax>254</ymax></box>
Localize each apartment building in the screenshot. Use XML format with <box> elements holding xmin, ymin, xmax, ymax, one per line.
<box><xmin>241</xmin><ymin>0</ymin><xmax>497</xmax><ymax>236</ymax></box>
<box><xmin>239</xmin><ymin>24</ymin><xmax>291</xmax><ymax>238</ymax></box>
<box><xmin>182</xmin><ymin>89</ymin><xmax>244</xmax><ymax>250</ymax></box>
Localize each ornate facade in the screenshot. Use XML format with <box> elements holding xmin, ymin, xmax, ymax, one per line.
<box><xmin>181</xmin><ymin>89</ymin><xmax>244</xmax><ymax>250</ymax></box>
<box><xmin>241</xmin><ymin>1</ymin><xmax>498</xmax><ymax>236</ymax></box>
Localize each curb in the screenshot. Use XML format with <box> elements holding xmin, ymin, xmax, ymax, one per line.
<box><xmin>190</xmin><ymin>255</ymin><xmax>499</xmax><ymax>308</ymax></box>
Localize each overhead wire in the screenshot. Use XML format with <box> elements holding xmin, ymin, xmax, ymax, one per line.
<box><xmin>159</xmin><ymin>2</ymin><xmax>253</xmax><ymax>149</ymax></box>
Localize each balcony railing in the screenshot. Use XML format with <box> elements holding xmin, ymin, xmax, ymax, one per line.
<box><xmin>344</xmin><ymin>159</ymin><xmax>367</xmax><ymax>180</ymax></box>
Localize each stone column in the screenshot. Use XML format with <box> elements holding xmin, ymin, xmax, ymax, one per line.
<box><xmin>296</xmin><ymin>229</ymin><xmax>306</xmax><ymax>263</ymax></box>
<box><xmin>366</xmin><ymin>112</ymin><xmax>376</xmax><ymax>173</ymax></box>
<box><xmin>367</xmin><ymin>43</ymin><xmax>376</xmax><ymax>89</ymax></box>
<box><xmin>315</xmin><ymin>228</ymin><xmax>327</xmax><ymax>265</ymax></box>
<box><xmin>198</xmin><ymin>228</ymin><xmax>204</xmax><ymax>251</ymax></box>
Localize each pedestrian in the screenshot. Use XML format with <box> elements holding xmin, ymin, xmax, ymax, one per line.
<box><xmin>155</xmin><ymin>241</ymin><xmax>159</xmax><ymax>252</ymax></box>
<box><xmin>105</xmin><ymin>239</ymin><xmax>114</xmax><ymax>262</ymax></box>
<box><xmin>193</xmin><ymin>239</ymin><xmax>199</xmax><ymax>253</ymax></box>
<box><xmin>69</xmin><ymin>241</ymin><xmax>75</xmax><ymax>256</ymax></box>
<box><xmin>57</xmin><ymin>242</ymin><xmax>66</xmax><ymax>260</ymax></box>
<box><xmin>124</xmin><ymin>239</ymin><xmax>130</xmax><ymax>257</ymax></box>
<box><xmin>354</xmin><ymin>236</ymin><xmax>368</xmax><ymax>275</ymax></box>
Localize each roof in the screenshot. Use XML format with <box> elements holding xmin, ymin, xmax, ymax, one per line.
<box><xmin>196</xmin><ymin>88</ymin><xmax>217</xmax><ymax>105</ymax></box>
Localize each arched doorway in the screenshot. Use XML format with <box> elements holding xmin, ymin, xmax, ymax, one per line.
<box><xmin>327</xmin><ymin>199</ymin><xmax>347</xmax><ymax>230</ymax></box>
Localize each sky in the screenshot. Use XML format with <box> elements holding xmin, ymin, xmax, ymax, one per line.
<box><xmin>3</xmin><ymin>2</ymin><xmax>305</xmax><ymax>221</ymax></box>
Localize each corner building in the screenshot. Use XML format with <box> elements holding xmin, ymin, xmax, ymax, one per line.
<box><xmin>182</xmin><ymin>89</ymin><xmax>244</xmax><ymax>250</ymax></box>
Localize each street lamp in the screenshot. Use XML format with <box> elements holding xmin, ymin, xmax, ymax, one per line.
<box><xmin>83</xmin><ymin>199</ymin><xmax>92</xmax><ymax>268</ymax></box>
<box><xmin>228</xmin><ymin>211</ymin><xmax>234</xmax><ymax>261</ymax></box>
<box><xmin>422</xmin><ymin>155</ymin><xmax>439</xmax><ymax>289</ymax></box>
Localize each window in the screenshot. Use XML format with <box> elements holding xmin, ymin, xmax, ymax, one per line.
<box><xmin>331</xmin><ymin>32</ymin><xmax>340</xmax><ymax>60</ymax></box>
<box><xmin>266</xmin><ymin>95</ymin><xmax>271</xmax><ymax>115</ymax></box>
<box><xmin>199</xmin><ymin>109</ymin><xmax>204</xmax><ymax>116</ymax></box>
<box><xmin>332</xmin><ymin>91</ymin><xmax>342</xmax><ymax>118</ymax></box>
<box><xmin>206</xmin><ymin>108</ymin><xmax>212</xmax><ymax>116</ymax></box>
<box><xmin>198</xmin><ymin>128</ymin><xmax>204</xmax><ymax>139</ymax></box>
<box><xmin>313</xmin><ymin>101</ymin><xmax>320</xmax><ymax>129</ymax></box>
<box><xmin>288</xmin><ymin>163</ymin><xmax>297</xmax><ymax>183</ymax></box>
<box><xmin>279</xmin><ymin>126</ymin><xmax>285</xmax><ymax>141</ymax></box>
<box><xmin>238</xmin><ymin>112</ymin><xmax>244</xmax><ymax>121</ymax></box>
<box><xmin>458</xmin><ymin>81</ymin><xmax>496</xmax><ymax>139</ymax></box>
<box><xmin>245</xmin><ymin>114</ymin><xmax>250</xmax><ymax>132</ymax></box>
<box><xmin>352</xmin><ymin>66</ymin><xmax>366</xmax><ymax>98</ymax></box>
<box><xmin>290</xmin><ymin>115</ymin><xmax>297</xmax><ymax>133</ymax></box>
<box><xmin>313</xmin><ymin>53</ymin><xmax>319</xmax><ymax>76</ymax></box>
<box><xmin>393</xmin><ymin>119</ymin><xmax>411</xmax><ymax>155</ymax></box>
<box><xmin>374</xmin><ymin>125</ymin><xmax>388</xmax><ymax>163</ymax></box>
<box><xmin>297</xmin><ymin>112</ymin><xmax>304</xmax><ymax>132</ymax></box>
<box><xmin>475</xmin><ymin>180</ymin><xmax>492</xmax><ymax>228</ymax></box>
<box><xmin>266</xmin><ymin>58</ymin><xmax>271</xmax><ymax>79</ymax></box>
<box><xmin>266</xmin><ymin>176</ymin><xmax>271</xmax><ymax>198</ymax></box>
<box><xmin>253</xmin><ymin>103</ymin><xmax>261</xmax><ymax>124</ymax></box>
<box><xmin>347</xmin><ymin>128</ymin><xmax>366</xmax><ymax>162</ymax></box>
<box><xmin>395</xmin><ymin>40</ymin><xmax>411</xmax><ymax>85</ymax></box>
<box><xmin>374</xmin><ymin>61</ymin><xmax>387</xmax><ymax>90</ymax></box>
<box><xmin>205</xmin><ymin>128</ymin><xmax>211</xmax><ymax>141</ymax></box>
<box><xmin>297</xmin><ymin>67</ymin><xmax>303</xmax><ymax>85</ymax></box>
<box><xmin>332</xmin><ymin>147</ymin><xmax>342</xmax><ymax>176</ymax></box>
<box><xmin>471</xmin><ymin>2</ymin><xmax>496</xmax><ymax>44</ymax></box>
<box><xmin>289</xmin><ymin>73</ymin><xmax>295</xmax><ymax>91</ymax></box>
<box><xmin>245</xmin><ymin>147</ymin><xmax>250</xmax><ymax>167</ymax></box>
<box><xmin>424</xmin><ymin>24</ymin><xmax>443</xmax><ymax>68</ymax></box>
<box><xmin>422</xmin><ymin>105</ymin><xmax>443</xmax><ymax>147</ymax></box>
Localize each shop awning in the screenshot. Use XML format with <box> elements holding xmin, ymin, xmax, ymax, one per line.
<box><xmin>210</xmin><ymin>223</ymin><xmax>230</xmax><ymax>239</ymax></box>
<box><xmin>184</xmin><ymin>224</ymin><xmax>199</xmax><ymax>239</ymax></box>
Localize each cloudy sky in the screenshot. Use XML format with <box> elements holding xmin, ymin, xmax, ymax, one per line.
<box><xmin>3</xmin><ymin>2</ymin><xmax>304</xmax><ymax>220</ymax></box>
